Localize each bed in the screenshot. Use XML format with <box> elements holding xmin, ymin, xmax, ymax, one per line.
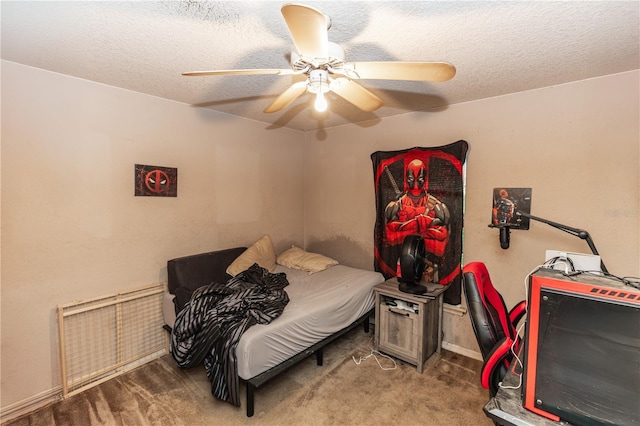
<box><xmin>162</xmin><ymin>238</ymin><xmax>384</xmax><ymax>417</ymax></box>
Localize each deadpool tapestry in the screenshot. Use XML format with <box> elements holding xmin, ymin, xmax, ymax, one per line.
<box><xmin>371</xmin><ymin>141</ymin><xmax>468</xmax><ymax>305</ymax></box>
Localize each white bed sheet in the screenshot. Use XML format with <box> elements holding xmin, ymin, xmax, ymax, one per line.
<box><xmin>236</xmin><ymin>264</ymin><xmax>384</xmax><ymax>380</ymax></box>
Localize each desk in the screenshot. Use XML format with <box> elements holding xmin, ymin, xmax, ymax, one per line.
<box><xmin>484</xmin><ymin>362</ymin><xmax>572</xmax><ymax>425</ymax></box>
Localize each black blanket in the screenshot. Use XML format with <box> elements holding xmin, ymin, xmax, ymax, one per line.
<box><xmin>371</xmin><ymin>141</ymin><xmax>468</xmax><ymax>305</ymax></box>
<box><xmin>170</xmin><ymin>264</ymin><xmax>289</xmax><ymax>406</ymax></box>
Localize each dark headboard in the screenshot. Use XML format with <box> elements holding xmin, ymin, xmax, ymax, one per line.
<box><xmin>167</xmin><ymin>246</ymin><xmax>246</xmax><ymax>312</ymax></box>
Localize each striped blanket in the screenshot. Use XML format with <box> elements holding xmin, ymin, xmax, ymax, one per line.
<box><xmin>170</xmin><ymin>264</ymin><xmax>289</xmax><ymax>406</ymax></box>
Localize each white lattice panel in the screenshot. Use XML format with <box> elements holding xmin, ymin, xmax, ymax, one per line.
<box><xmin>57</xmin><ymin>283</ymin><xmax>167</xmax><ymax>397</ymax></box>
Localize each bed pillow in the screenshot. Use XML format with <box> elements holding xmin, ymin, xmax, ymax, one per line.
<box><xmin>277</xmin><ymin>246</ymin><xmax>339</xmax><ymax>274</ymax></box>
<box><xmin>226</xmin><ymin>235</ymin><xmax>277</xmax><ymax>276</ymax></box>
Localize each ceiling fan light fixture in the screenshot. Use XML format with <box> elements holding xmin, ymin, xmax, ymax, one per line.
<box><xmin>308</xmin><ymin>69</ymin><xmax>330</xmax><ymax>112</ymax></box>
<box><xmin>314</xmin><ymin>90</ymin><xmax>328</xmax><ymax>112</ymax></box>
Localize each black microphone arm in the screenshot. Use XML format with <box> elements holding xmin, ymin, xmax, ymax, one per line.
<box><xmin>515</xmin><ymin>211</ymin><xmax>608</xmax><ymax>274</ymax></box>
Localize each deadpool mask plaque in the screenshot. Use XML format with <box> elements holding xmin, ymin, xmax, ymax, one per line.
<box><xmin>135</xmin><ymin>164</ymin><xmax>178</xmax><ymax>197</ymax></box>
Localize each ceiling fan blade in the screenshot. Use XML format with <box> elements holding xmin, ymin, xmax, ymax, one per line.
<box><xmin>182</xmin><ymin>69</ymin><xmax>293</xmax><ymax>77</ymax></box>
<box><xmin>344</xmin><ymin>61</ymin><xmax>456</xmax><ymax>82</ymax></box>
<box><xmin>264</xmin><ymin>81</ymin><xmax>308</xmax><ymax>113</ymax></box>
<box><xmin>281</xmin><ymin>4</ymin><xmax>328</xmax><ymax>60</ymax></box>
<box><xmin>330</xmin><ymin>78</ymin><xmax>383</xmax><ymax>112</ymax></box>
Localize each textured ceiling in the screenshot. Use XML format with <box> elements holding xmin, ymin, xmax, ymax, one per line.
<box><xmin>2</xmin><ymin>1</ymin><xmax>639</xmax><ymax>132</ymax></box>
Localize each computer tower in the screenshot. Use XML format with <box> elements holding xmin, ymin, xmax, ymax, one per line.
<box><xmin>523</xmin><ymin>268</ymin><xmax>640</xmax><ymax>425</ymax></box>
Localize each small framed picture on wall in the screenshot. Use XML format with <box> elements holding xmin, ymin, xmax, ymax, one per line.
<box><xmin>491</xmin><ymin>187</ymin><xmax>532</xmax><ymax>229</ymax></box>
<box><xmin>135</xmin><ymin>164</ymin><xmax>178</xmax><ymax>197</ymax></box>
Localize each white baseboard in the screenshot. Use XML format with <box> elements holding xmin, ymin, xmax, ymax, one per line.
<box><xmin>441</xmin><ymin>341</ymin><xmax>483</xmax><ymax>361</ymax></box>
<box><xmin>443</xmin><ymin>303</ymin><xmax>467</xmax><ymax>316</ymax></box>
<box><xmin>0</xmin><ymin>386</ymin><xmax>61</xmax><ymax>423</ymax></box>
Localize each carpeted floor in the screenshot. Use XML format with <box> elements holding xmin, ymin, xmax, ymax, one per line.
<box><xmin>4</xmin><ymin>328</ymin><xmax>493</xmax><ymax>425</ymax></box>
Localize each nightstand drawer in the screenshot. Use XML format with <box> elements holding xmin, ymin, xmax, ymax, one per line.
<box><xmin>378</xmin><ymin>304</ymin><xmax>420</xmax><ymax>359</ymax></box>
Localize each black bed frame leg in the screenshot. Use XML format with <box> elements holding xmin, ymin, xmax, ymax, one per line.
<box><xmin>316</xmin><ymin>348</ymin><xmax>324</xmax><ymax>365</ymax></box>
<box><xmin>364</xmin><ymin>316</ymin><xmax>370</xmax><ymax>333</ymax></box>
<box><xmin>246</xmin><ymin>383</ymin><xmax>255</xmax><ymax>417</ymax></box>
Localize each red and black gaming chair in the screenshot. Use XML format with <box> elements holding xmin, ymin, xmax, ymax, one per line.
<box><xmin>462</xmin><ymin>262</ymin><xmax>526</xmax><ymax>396</ymax></box>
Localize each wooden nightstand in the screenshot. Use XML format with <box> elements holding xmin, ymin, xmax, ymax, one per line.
<box><xmin>373</xmin><ymin>277</ymin><xmax>447</xmax><ymax>373</ymax></box>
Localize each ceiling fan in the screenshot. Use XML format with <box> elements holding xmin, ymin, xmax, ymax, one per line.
<box><xmin>182</xmin><ymin>3</ymin><xmax>456</xmax><ymax>114</ymax></box>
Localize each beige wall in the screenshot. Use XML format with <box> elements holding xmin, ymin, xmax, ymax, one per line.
<box><xmin>2</xmin><ymin>60</ymin><xmax>639</xmax><ymax>413</ymax></box>
<box><xmin>304</xmin><ymin>70</ymin><xmax>639</xmax><ymax>355</ymax></box>
<box><xmin>1</xmin><ymin>61</ymin><xmax>306</xmax><ymax>410</ymax></box>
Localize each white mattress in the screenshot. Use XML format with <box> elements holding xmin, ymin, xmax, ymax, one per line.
<box><xmin>236</xmin><ymin>264</ymin><xmax>383</xmax><ymax>380</ymax></box>
<box><xmin>164</xmin><ymin>264</ymin><xmax>384</xmax><ymax>380</ymax></box>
